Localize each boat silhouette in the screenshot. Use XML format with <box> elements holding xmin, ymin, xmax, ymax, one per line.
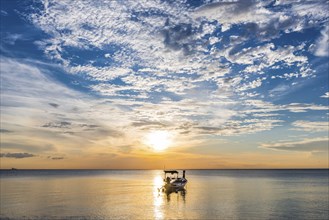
<box><xmin>159</xmin><ymin>170</ymin><xmax>187</xmax><ymax>193</ymax></box>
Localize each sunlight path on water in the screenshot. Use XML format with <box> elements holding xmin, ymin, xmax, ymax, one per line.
<box><xmin>153</xmin><ymin>175</ymin><xmax>164</xmax><ymax>220</ymax></box>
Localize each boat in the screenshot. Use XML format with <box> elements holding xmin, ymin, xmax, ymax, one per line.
<box><xmin>161</xmin><ymin>170</ymin><xmax>187</xmax><ymax>192</ymax></box>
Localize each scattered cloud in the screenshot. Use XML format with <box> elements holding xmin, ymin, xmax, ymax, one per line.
<box><xmin>1</xmin><ymin>142</ymin><xmax>56</xmax><ymax>153</ymax></box>
<box><xmin>48</xmin><ymin>156</ymin><xmax>65</xmax><ymax>160</ymax></box>
<box><xmin>48</xmin><ymin>103</ymin><xmax>59</xmax><ymax>108</ymax></box>
<box><xmin>0</xmin><ymin>129</ymin><xmax>13</xmax><ymax>133</ymax></box>
<box><xmin>79</xmin><ymin>124</ymin><xmax>100</xmax><ymax>129</ymax></box>
<box><xmin>285</xmin><ymin>103</ymin><xmax>328</xmax><ymax>113</ymax></box>
<box><xmin>321</xmin><ymin>92</ymin><xmax>329</xmax><ymax>98</ymax></box>
<box><xmin>0</xmin><ymin>152</ymin><xmax>36</xmax><ymax>159</ymax></box>
<box><xmin>261</xmin><ymin>137</ymin><xmax>328</xmax><ymax>153</ymax></box>
<box><xmin>192</xmin><ymin>0</ymin><xmax>273</xmax><ymax>32</ymax></box>
<box><xmin>116</xmin><ymin>145</ymin><xmax>133</xmax><ymax>154</ymax></box>
<box><xmin>269</xmin><ymin>84</ymin><xmax>291</xmax><ymax>97</ymax></box>
<box><xmin>291</xmin><ymin>120</ymin><xmax>329</xmax><ymax>132</ymax></box>
<box><xmin>195</xmin><ymin>117</ymin><xmax>283</xmax><ymax>136</ymax></box>
<box><xmin>2</xmin><ymin>33</ymin><xmax>26</xmax><ymax>45</ymax></box>
<box><xmin>131</xmin><ymin>120</ymin><xmax>167</xmax><ymax>129</ymax></box>
<box><xmin>0</xmin><ymin>0</ymin><xmax>328</xmax><ymax>168</ymax></box>
<box><xmin>1</xmin><ymin>10</ymin><xmax>8</xmax><ymax>16</ymax></box>
<box><xmin>42</xmin><ymin>121</ymin><xmax>72</xmax><ymax>128</ymax></box>
<box><xmin>311</xmin><ymin>24</ymin><xmax>329</xmax><ymax>57</ymax></box>
<box><xmin>27</xmin><ymin>0</ymin><xmax>318</xmax><ymax>103</ymax></box>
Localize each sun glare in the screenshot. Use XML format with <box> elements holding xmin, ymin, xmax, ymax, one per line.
<box><xmin>145</xmin><ymin>130</ymin><xmax>173</xmax><ymax>151</ymax></box>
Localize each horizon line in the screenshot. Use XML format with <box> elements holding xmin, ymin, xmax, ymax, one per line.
<box><xmin>1</xmin><ymin>168</ymin><xmax>328</xmax><ymax>171</ymax></box>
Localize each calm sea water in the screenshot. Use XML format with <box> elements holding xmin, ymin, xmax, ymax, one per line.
<box><xmin>0</xmin><ymin>169</ymin><xmax>328</xmax><ymax>219</ymax></box>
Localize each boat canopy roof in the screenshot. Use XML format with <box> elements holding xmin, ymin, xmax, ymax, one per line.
<box><xmin>164</xmin><ymin>170</ymin><xmax>178</xmax><ymax>174</ymax></box>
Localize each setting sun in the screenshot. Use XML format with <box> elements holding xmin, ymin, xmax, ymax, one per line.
<box><xmin>144</xmin><ymin>130</ymin><xmax>173</xmax><ymax>151</ymax></box>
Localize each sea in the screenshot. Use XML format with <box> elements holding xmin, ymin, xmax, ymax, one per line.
<box><xmin>0</xmin><ymin>169</ymin><xmax>328</xmax><ymax>220</ymax></box>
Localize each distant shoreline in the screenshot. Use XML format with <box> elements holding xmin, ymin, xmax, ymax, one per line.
<box><xmin>1</xmin><ymin>168</ymin><xmax>328</xmax><ymax>171</ymax></box>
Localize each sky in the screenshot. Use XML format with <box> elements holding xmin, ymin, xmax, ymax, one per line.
<box><xmin>0</xmin><ymin>0</ymin><xmax>328</xmax><ymax>169</ymax></box>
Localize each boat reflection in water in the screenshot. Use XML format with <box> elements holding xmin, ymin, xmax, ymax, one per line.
<box><xmin>153</xmin><ymin>173</ymin><xmax>187</xmax><ymax>219</ymax></box>
<box><xmin>164</xmin><ymin>187</ymin><xmax>186</xmax><ymax>202</ymax></box>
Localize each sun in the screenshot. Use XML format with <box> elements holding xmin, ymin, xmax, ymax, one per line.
<box><xmin>144</xmin><ymin>130</ymin><xmax>173</xmax><ymax>151</ymax></box>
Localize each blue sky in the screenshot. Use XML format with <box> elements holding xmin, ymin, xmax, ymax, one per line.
<box><xmin>0</xmin><ymin>0</ymin><xmax>328</xmax><ymax>169</ymax></box>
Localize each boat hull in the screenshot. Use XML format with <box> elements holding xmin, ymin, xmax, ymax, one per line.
<box><xmin>164</xmin><ymin>178</ymin><xmax>187</xmax><ymax>191</ymax></box>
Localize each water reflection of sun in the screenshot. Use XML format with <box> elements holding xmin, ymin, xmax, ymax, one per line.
<box><xmin>153</xmin><ymin>175</ymin><xmax>164</xmax><ymax>220</ymax></box>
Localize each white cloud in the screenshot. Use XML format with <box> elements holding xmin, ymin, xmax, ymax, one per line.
<box><xmin>275</xmin><ymin>1</ymin><xmax>328</xmax><ymax>31</ymax></box>
<box><xmin>321</xmin><ymin>92</ymin><xmax>329</xmax><ymax>98</ymax></box>
<box><xmin>238</xmin><ymin>78</ymin><xmax>263</xmax><ymax>91</ymax></box>
<box><xmin>3</xmin><ymin>33</ymin><xmax>25</xmax><ymax>45</ymax></box>
<box><xmin>208</xmin><ymin>36</ymin><xmax>220</xmax><ymax>45</ymax></box>
<box><xmin>241</xmin><ymin>99</ymin><xmax>328</xmax><ymax>114</ymax></box>
<box><xmin>291</xmin><ymin>1</ymin><xmax>329</xmax><ymax>23</ymax></box>
<box><xmin>313</xmin><ymin>24</ymin><xmax>329</xmax><ymax>57</ymax></box>
<box><xmin>285</xmin><ymin>103</ymin><xmax>328</xmax><ymax>113</ymax></box>
<box><xmin>0</xmin><ymin>57</ymin><xmax>130</xmax><ymax>154</ymax></box>
<box><xmin>269</xmin><ymin>84</ymin><xmax>291</xmax><ymax>97</ymax></box>
<box><xmin>27</xmin><ymin>0</ymin><xmax>322</xmax><ymax>104</ymax></box>
<box><xmin>31</xmin><ymin>0</ymin><xmax>193</xmax><ymax>71</ymax></box>
<box><xmin>1</xmin><ymin>9</ymin><xmax>8</xmax><ymax>16</ymax></box>
<box><xmin>192</xmin><ymin>1</ymin><xmax>274</xmax><ymax>31</ymax></box>
<box><xmin>229</xmin><ymin>44</ymin><xmax>308</xmax><ymax>72</ymax></box>
<box><xmin>291</xmin><ymin>121</ymin><xmax>329</xmax><ymax>132</ymax></box>
<box><xmin>17</xmin><ymin>0</ymin><xmax>327</xmax><ymax>143</ymax></box>
<box><xmin>69</xmin><ymin>65</ymin><xmax>131</xmax><ymax>81</ymax></box>
<box><xmin>260</xmin><ymin>137</ymin><xmax>329</xmax><ymax>153</ymax></box>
